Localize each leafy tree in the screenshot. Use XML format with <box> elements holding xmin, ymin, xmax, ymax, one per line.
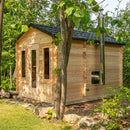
<box><xmin>52</xmin><ymin>0</ymin><xmax>101</xmax><ymax>120</ymax></box>
<box><xmin>104</xmin><ymin>1</ymin><xmax>130</xmax><ymax>87</ymax></box>
<box><xmin>0</xmin><ymin>0</ymin><xmax>5</xmax><ymax>86</ymax></box>
<box><xmin>1</xmin><ymin>0</ymin><xmax>50</xmax><ymax>85</ymax></box>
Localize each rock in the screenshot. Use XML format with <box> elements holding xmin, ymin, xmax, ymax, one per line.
<box><xmin>38</xmin><ymin>107</ymin><xmax>53</xmax><ymax>118</ymax></box>
<box><xmin>63</xmin><ymin>114</ymin><xmax>81</xmax><ymax>124</ymax></box>
<box><xmin>0</xmin><ymin>88</ymin><xmax>10</xmax><ymax>98</ymax></box>
<box><xmin>33</xmin><ymin>104</ymin><xmax>41</xmax><ymax>115</ymax></box>
<box><xmin>33</xmin><ymin>104</ymin><xmax>53</xmax><ymax>118</ymax></box>
<box><xmin>100</xmin><ymin>126</ymin><xmax>106</xmax><ymax>130</ymax></box>
<box><xmin>9</xmin><ymin>90</ymin><xmax>18</xmax><ymax>98</ymax></box>
<box><xmin>12</xmin><ymin>95</ymin><xmax>17</xmax><ymax>99</ymax></box>
<box><xmin>78</xmin><ymin>116</ymin><xmax>96</xmax><ymax>128</ymax></box>
<box><xmin>20</xmin><ymin>103</ymin><xmax>34</xmax><ymax>109</ymax></box>
<box><xmin>127</xmin><ymin>105</ymin><xmax>130</xmax><ymax>109</ymax></box>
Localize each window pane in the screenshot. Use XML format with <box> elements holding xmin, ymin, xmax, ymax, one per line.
<box><xmin>44</xmin><ymin>48</ymin><xmax>49</xmax><ymax>79</ymax></box>
<box><xmin>22</xmin><ymin>51</ymin><xmax>25</xmax><ymax>77</ymax></box>
<box><xmin>91</xmin><ymin>71</ymin><xmax>100</xmax><ymax>84</ymax></box>
<box><xmin>32</xmin><ymin>50</ymin><xmax>36</xmax><ymax>88</ymax></box>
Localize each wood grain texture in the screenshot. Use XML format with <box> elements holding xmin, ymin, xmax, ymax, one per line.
<box><xmin>16</xmin><ymin>27</ymin><xmax>53</xmax><ymax>103</ymax></box>
<box><xmin>16</xmin><ymin>28</ymin><xmax>123</xmax><ymax>104</ymax></box>
<box><xmin>66</xmin><ymin>41</ymin><xmax>84</xmax><ymax>102</ymax></box>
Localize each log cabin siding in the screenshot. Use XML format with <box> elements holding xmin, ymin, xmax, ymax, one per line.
<box><xmin>66</xmin><ymin>43</ymin><xmax>122</xmax><ymax>104</ymax></box>
<box><xmin>16</xmin><ymin>27</ymin><xmax>53</xmax><ymax>103</ymax></box>
<box><xmin>16</xmin><ymin>27</ymin><xmax>123</xmax><ymax>104</ymax></box>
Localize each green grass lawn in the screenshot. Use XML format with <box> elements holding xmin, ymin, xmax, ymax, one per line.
<box><xmin>0</xmin><ymin>100</ymin><xmax>73</xmax><ymax>130</ymax></box>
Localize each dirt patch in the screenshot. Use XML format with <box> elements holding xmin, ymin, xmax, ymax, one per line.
<box><xmin>65</xmin><ymin>100</ymin><xmax>103</xmax><ymax>120</ymax></box>
<box><xmin>65</xmin><ymin>99</ymin><xmax>130</xmax><ymax>129</ymax></box>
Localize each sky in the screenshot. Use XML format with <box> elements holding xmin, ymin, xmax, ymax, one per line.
<box><xmin>96</xmin><ymin>0</ymin><xmax>129</xmax><ymax>13</ymax></box>
<box><xmin>92</xmin><ymin>0</ymin><xmax>129</xmax><ymax>19</ymax></box>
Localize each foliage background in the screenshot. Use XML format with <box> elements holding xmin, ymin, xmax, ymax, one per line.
<box><xmin>1</xmin><ymin>0</ymin><xmax>130</xmax><ymax>89</ymax></box>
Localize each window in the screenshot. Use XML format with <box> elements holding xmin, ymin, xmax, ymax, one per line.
<box><xmin>22</xmin><ymin>51</ymin><xmax>26</xmax><ymax>77</ymax></box>
<box><xmin>44</xmin><ymin>48</ymin><xmax>49</xmax><ymax>79</ymax></box>
<box><xmin>32</xmin><ymin>50</ymin><xmax>36</xmax><ymax>88</ymax></box>
<box><xmin>91</xmin><ymin>71</ymin><xmax>100</xmax><ymax>84</ymax></box>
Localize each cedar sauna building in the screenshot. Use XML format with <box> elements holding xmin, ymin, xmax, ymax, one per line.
<box><xmin>15</xmin><ymin>23</ymin><xmax>124</xmax><ymax>104</ymax></box>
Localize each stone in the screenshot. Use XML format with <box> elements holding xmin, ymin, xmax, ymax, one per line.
<box><xmin>127</xmin><ymin>105</ymin><xmax>130</xmax><ymax>109</ymax></box>
<box><xmin>21</xmin><ymin>103</ymin><xmax>34</xmax><ymax>109</ymax></box>
<box><xmin>100</xmin><ymin>126</ymin><xmax>106</xmax><ymax>130</ymax></box>
<box><xmin>78</xmin><ymin>116</ymin><xmax>96</xmax><ymax>128</ymax></box>
<box><xmin>33</xmin><ymin>104</ymin><xmax>41</xmax><ymax>115</ymax></box>
<box><xmin>33</xmin><ymin>104</ymin><xmax>53</xmax><ymax>118</ymax></box>
<box><xmin>16</xmin><ymin>102</ymin><xmax>34</xmax><ymax>110</ymax></box>
<box><xmin>63</xmin><ymin>114</ymin><xmax>81</xmax><ymax>124</ymax></box>
<box><xmin>12</xmin><ymin>95</ymin><xmax>17</xmax><ymax>99</ymax></box>
<box><xmin>0</xmin><ymin>88</ymin><xmax>10</xmax><ymax>98</ymax></box>
<box><xmin>38</xmin><ymin>107</ymin><xmax>53</xmax><ymax>118</ymax></box>
<box><xmin>9</xmin><ymin>90</ymin><xmax>18</xmax><ymax>98</ymax></box>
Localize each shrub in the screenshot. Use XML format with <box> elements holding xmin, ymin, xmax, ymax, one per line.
<box><xmin>46</xmin><ymin>109</ymin><xmax>57</xmax><ymax>120</ymax></box>
<box><xmin>94</xmin><ymin>86</ymin><xmax>130</xmax><ymax>130</ymax></box>
<box><xmin>0</xmin><ymin>77</ymin><xmax>16</xmax><ymax>91</ymax></box>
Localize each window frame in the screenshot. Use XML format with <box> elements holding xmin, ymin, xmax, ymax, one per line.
<box><xmin>21</xmin><ymin>50</ymin><xmax>26</xmax><ymax>78</ymax></box>
<box><xmin>31</xmin><ymin>49</ymin><xmax>37</xmax><ymax>88</ymax></box>
<box><xmin>43</xmin><ymin>47</ymin><xmax>50</xmax><ymax>79</ymax></box>
<box><xmin>91</xmin><ymin>71</ymin><xmax>100</xmax><ymax>84</ymax></box>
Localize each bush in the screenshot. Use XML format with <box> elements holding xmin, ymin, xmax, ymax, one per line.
<box><xmin>46</xmin><ymin>109</ymin><xmax>57</xmax><ymax>120</ymax></box>
<box><xmin>94</xmin><ymin>86</ymin><xmax>130</xmax><ymax>130</ymax></box>
<box><xmin>0</xmin><ymin>78</ymin><xmax>16</xmax><ymax>91</ymax></box>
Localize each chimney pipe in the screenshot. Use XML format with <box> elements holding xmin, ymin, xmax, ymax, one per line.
<box><xmin>98</xmin><ymin>9</ymin><xmax>105</xmax><ymax>85</ymax></box>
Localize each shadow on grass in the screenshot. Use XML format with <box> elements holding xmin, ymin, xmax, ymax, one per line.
<box><xmin>61</xmin><ymin>126</ymin><xmax>73</xmax><ymax>130</ymax></box>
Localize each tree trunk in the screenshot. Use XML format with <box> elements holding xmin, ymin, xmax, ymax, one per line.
<box><xmin>59</xmin><ymin>6</ymin><xmax>67</xmax><ymax>120</ymax></box>
<box><xmin>10</xmin><ymin>64</ymin><xmax>12</xmax><ymax>84</ymax></box>
<box><xmin>60</xmin><ymin>20</ymin><xmax>74</xmax><ymax>120</ymax></box>
<box><xmin>54</xmin><ymin>4</ymin><xmax>74</xmax><ymax>120</ymax></box>
<box><xmin>54</xmin><ymin>71</ymin><xmax>61</xmax><ymax>119</ymax></box>
<box><xmin>0</xmin><ymin>0</ymin><xmax>5</xmax><ymax>86</ymax></box>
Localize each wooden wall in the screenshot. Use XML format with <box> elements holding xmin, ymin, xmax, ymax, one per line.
<box><xmin>16</xmin><ymin>27</ymin><xmax>123</xmax><ymax>104</ymax></box>
<box><xmin>16</xmin><ymin>27</ymin><xmax>54</xmax><ymax>103</ymax></box>
<box><xmin>66</xmin><ymin>42</ymin><xmax>123</xmax><ymax>104</ymax></box>
<box><xmin>66</xmin><ymin>40</ymin><xmax>84</xmax><ymax>102</ymax></box>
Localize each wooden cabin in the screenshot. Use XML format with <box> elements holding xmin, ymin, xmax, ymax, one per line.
<box><xmin>15</xmin><ymin>23</ymin><xmax>124</xmax><ymax>104</ymax></box>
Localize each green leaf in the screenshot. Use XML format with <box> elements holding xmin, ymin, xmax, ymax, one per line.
<box><xmin>95</xmin><ymin>31</ymin><xmax>100</xmax><ymax>38</ymax></box>
<box><xmin>65</xmin><ymin>7</ymin><xmax>74</xmax><ymax>16</ymax></box>
<box><xmin>106</xmin><ymin>28</ymin><xmax>109</xmax><ymax>34</ymax></box>
<box><xmin>54</xmin><ymin>68</ymin><xmax>61</xmax><ymax>75</ymax></box>
<box><xmin>56</xmin><ymin>32</ymin><xmax>61</xmax><ymax>40</ymax></box>
<box><xmin>21</xmin><ymin>25</ymin><xmax>28</xmax><ymax>32</ymax></box>
<box><xmin>74</xmin><ymin>11</ymin><xmax>84</xmax><ymax>18</ymax></box>
<box><xmin>115</xmin><ymin>36</ymin><xmax>122</xmax><ymax>43</ymax></box>
<box><xmin>81</xmin><ymin>13</ymin><xmax>90</xmax><ymax>24</ymax></box>
<box><xmin>111</xmin><ymin>19</ymin><xmax>119</xmax><ymax>26</ymax></box>
<box><xmin>58</xmin><ymin>1</ymin><xmax>65</xmax><ymax>9</ymax></box>
<box><xmin>99</xmin><ymin>27</ymin><xmax>106</xmax><ymax>33</ymax></box>
<box><xmin>46</xmin><ymin>115</ymin><xmax>51</xmax><ymax>120</ymax></box>
<box><xmin>52</xmin><ymin>112</ymin><xmax>57</xmax><ymax>118</ymax></box>
<box><xmin>87</xmin><ymin>0</ymin><xmax>93</xmax><ymax>4</ymax></box>
<box><xmin>72</xmin><ymin>16</ymin><xmax>80</xmax><ymax>27</ymax></box>
<box><xmin>52</xmin><ymin>40</ymin><xmax>61</xmax><ymax>46</ymax></box>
